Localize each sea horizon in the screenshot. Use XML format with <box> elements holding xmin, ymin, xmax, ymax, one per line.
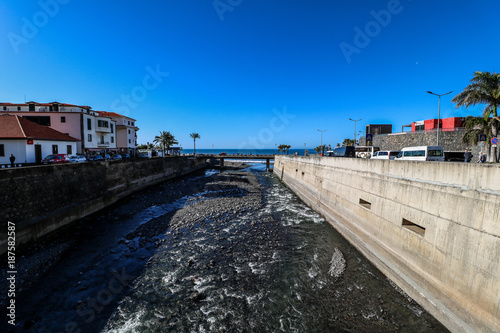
<box><xmin>179</xmin><ymin>148</ymin><xmax>319</xmax><ymax>156</ymax></box>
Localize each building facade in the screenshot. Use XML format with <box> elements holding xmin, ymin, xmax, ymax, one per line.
<box><xmin>0</xmin><ymin>102</ymin><xmax>138</xmax><ymax>155</ymax></box>
<box><xmin>0</xmin><ymin>114</ymin><xmax>79</xmax><ymax>165</ymax></box>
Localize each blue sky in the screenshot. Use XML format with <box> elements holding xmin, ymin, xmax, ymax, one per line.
<box><xmin>1</xmin><ymin>0</ymin><xmax>499</xmax><ymax>149</ymax></box>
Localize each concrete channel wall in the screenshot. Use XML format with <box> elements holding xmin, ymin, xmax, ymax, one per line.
<box><xmin>0</xmin><ymin>157</ymin><xmax>208</xmax><ymax>254</ymax></box>
<box><xmin>274</xmin><ymin>156</ymin><xmax>499</xmax><ymax>333</ymax></box>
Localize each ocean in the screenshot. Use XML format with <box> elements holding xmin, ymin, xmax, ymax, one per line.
<box><xmin>180</xmin><ymin>148</ymin><xmax>318</xmax><ymax>156</ymax></box>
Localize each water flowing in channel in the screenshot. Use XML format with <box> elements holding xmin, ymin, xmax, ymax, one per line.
<box><xmin>101</xmin><ymin>164</ymin><xmax>447</xmax><ymax>333</ymax></box>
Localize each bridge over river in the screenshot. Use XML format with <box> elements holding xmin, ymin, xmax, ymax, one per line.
<box><xmin>196</xmin><ymin>154</ymin><xmax>275</xmax><ymax>171</ymax></box>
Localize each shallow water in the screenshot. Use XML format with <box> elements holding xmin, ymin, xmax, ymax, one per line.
<box><xmin>98</xmin><ymin>164</ymin><xmax>448</xmax><ymax>333</ymax></box>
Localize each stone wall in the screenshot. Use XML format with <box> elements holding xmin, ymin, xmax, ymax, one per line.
<box><xmin>274</xmin><ymin>155</ymin><xmax>500</xmax><ymax>333</ymax></box>
<box><xmin>359</xmin><ymin>129</ymin><xmax>484</xmax><ymax>158</ymax></box>
<box><xmin>0</xmin><ymin>157</ymin><xmax>207</xmax><ymax>252</ymax></box>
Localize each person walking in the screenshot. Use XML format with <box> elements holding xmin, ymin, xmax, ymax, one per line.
<box><xmin>464</xmin><ymin>150</ymin><xmax>472</xmax><ymax>163</ymax></box>
<box><xmin>9</xmin><ymin>154</ymin><xmax>15</xmax><ymax>167</ymax></box>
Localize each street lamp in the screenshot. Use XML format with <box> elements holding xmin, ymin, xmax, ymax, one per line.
<box><xmin>317</xmin><ymin>129</ymin><xmax>327</xmax><ymax>154</ymax></box>
<box><xmin>426</xmin><ymin>91</ymin><xmax>453</xmax><ymax>146</ymax></box>
<box><xmin>349</xmin><ymin>118</ymin><xmax>362</xmax><ymax>146</ymax></box>
<box><xmin>304</xmin><ymin>142</ymin><xmax>306</xmax><ymax>156</ymax></box>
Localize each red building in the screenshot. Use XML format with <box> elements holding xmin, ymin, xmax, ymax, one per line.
<box><xmin>411</xmin><ymin>117</ymin><xmax>465</xmax><ymax>132</ymax></box>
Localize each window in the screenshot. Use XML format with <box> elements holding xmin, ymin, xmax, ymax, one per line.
<box><xmin>52</xmin><ymin>145</ymin><xmax>58</xmax><ymax>154</ymax></box>
<box><xmin>2</xmin><ymin>107</ymin><xmax>6</xmax><ymax>111</ymax></box>
<box><xmin>88</xmin><ymin>134</ymin><xmax>92</xmax><ymax>142</ymax></box>
<box><xmin>100</xmin><ymin>135</ymin><xmax>104</xmax><ymax>144</ymax></box>
<box><xmin>17</xmin><ymin>106</ymin><xmax>21</xmax><ymax>111</ymax></box>
<box><xmin>24</xmin><ymin>116</ymin><xmax>51</xmax><ymax>126</ymax></box>
<box><xmin>402</xmin><ymin>218</ymin><xmax>425</xmax><ymax>236</ymax></box>
<box><xmin>0</xmin><ymin>144</ymin><xmax>4</xmax><ymax>156</ymax></box>
<box><xmin>61</xmin><ymin>116</ymin><xmax>66</xmax><ymax>123</ymax></box>
<box><xmin>52</xmin><ymin>103</ymin><xmax>59</xmax><ymax>111</ymax></box>
<box><xmin>128</xmin><ymin>121</ymin><xmax>130</xmax><ymax>125</ymax></box>
<box><xmin>111</xmin><ymin>137</ymin><xmax>114</xmax><ymax>143</ymax></box>
<box><xmin>131</xmin><ymin>122</ymin><xmax>134</xmax><ymax>126</ymax></box>
<box><xmin>129</xmin><ymin>139</ymin><xmax>131</xmax><ymax>143</ymax></box>
<box><xmin>110</xmin><ymin>124</ymin><xmax>114</xmax><ymax>133</ymax></box>
<box><xmin>98</xmin><ymin>120</ymin><xmax>109</xmax><ymax>127</ymax></box>
<box><xmin>128</xmin><ymin>129</ymin><xmax>131</xmax><ymax>134</ymax></box>
<box><xmin>67</xmin><ymin>145</ymin><xmax>72</xmax><ymax>154</ymax></box>
<box><xmin>429</xmin><ymin>150</ymin><xmax>444</xmax><ymax>156</ymax></box>
<box><xmin>87</xmin><ymin>118</ymin><xmax>92</xmax><ymax>130</ymax></box>
<box><xmin>29</xmin><ymin>103</ymin><xmax>35</xmax><ymax>111</ymax></box>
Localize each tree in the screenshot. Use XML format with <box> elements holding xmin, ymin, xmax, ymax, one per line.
<box><xmin>277</xmin><ymin>144</ymin><xmax>291</xmax><ymax>155</ymax></box>
<box><xmin>314</xmin><ymin>145</ymin><xmax>327</xmax><ymax>154</ymax></box>
<box><xmin>452</xmin><ymin>71</ymin><xmax>500</xmax><ymax>162</ymax></box>
<box><xmin>342</xmin><ymin>138</ymin><xmax>355</xmax><ymax>146</ymax></box>
<box><xmin>462</xmin><ymin>116</ymin><xmax>491</xmax><ymax>145</ymax></box>
<box><xmin>190</xmin><ymin>133</ymin><xmax>200</xmax><ymax>155</ymax></box>
<box><xmin>153</xmin><ymin>131</ymin><xmax>178</xmax><ymax>157</ymax></box>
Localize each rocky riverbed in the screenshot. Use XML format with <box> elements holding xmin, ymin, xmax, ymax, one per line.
<box><xmin>1</xmin><ymin>162</ymin><xmax>449</xmax><ymax>332</ymax></box>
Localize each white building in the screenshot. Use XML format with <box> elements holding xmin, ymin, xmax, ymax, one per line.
<box><xmin>0</xmin><ymin>114</ymin><xmax>79</xmax><ymax>165</ymax></box>
<box><xmin>96</xmin><ymin>111</ymin><xmax>138</xmax><ymax>154</ymax></box>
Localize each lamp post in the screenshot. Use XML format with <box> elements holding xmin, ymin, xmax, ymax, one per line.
<box><xmin>426</xmin><ymin>91</ymin><xmax>453</xmax><ymax>146</ymax></box>
<box><xmin>304</xmin><ymin>143</ymin><xmax>306</xmax><ymax>156</ymax></box>
<box><xmin>349</xmin><ymin>118</ymin><xmax>362</xmax><ymax>146</ymax></box>
<box><xmin>212</xmin><ymin>144</ymin><xmax>214</xmax><ymax>155</ymax></box>
<box><xmin>317</xmin><ymin>129</ymin><xmax>327</xmax><ymax>154</ymax></box>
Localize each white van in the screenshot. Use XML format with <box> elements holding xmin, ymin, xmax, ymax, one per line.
<box><xmin>371</xmin><ymin>150</ymin><xmax>401</xmax><ymax>160</ymax></box>
<box><xmin>395</xmin><ymin>146</ymin><xmax>444</xmax><ymax>161</ymax></box>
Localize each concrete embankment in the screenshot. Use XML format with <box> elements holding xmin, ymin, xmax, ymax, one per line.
<box><xmin>274</xmin><ymin>156</ymin><xmax>499</xmax><ymax>333</ymax></box>
<box><xmin>0</xmin><ymin>157</ymin><xmax>208</xmax><ymax>254</ymax></box>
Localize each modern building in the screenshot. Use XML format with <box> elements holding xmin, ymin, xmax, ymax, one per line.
<box><xmin>365</xmin><ymin>124</ymin><xmax>392</xmax><ymax>136</ymax></box>
<box><xmin>0</xmin><ymin>114</ymin><xmax>79</xmax><ymax>165</ymax></box>
<box><xmin>0</xmin><ymin>101</ymin><xmax>138</xmax><ymax>155</ymax></box>
<box><xmin>410</xmin><ymin>117</ymin><xmax>465</xmax><ymax>132</ymax></box>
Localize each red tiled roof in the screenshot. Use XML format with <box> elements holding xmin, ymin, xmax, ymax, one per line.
<box><xmin>0</xmin><ymin>101</ymin><xmax>89</xmax><ymax>108</ymax></box>
<box><xmin>0</xmin><ymin>114</ymin><xmax>80</xmax><ymax>141</ymax></box>
<box><xmin>96</xmin><ymin>111</ymin><xmax>136</xmax><ymax>121</ymax></box>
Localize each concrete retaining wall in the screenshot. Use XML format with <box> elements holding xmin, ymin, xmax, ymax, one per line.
<box><xmin>274</xmin><ymin>156</ymin><xmax>499</xmax><ymax>333</ymax></box>
<box><xmin>0</xmin><ymin>157</ymin><xmax>208</xmax><ymax>253</ymax></box>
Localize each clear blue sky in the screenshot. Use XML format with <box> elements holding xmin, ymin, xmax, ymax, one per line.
<box><xmin>1</xmin><ymin>0</ymin><xmax>498</xmax><ymax>149</ymax></box>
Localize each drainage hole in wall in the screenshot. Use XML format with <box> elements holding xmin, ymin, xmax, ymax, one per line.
<box><xmin>402</xmin><ymin>218</ymin><xmax>425</xmax><ymax>236</ymax></box>
<box><xmin>359</xmin><ymin>198</ymin><xmax>371</xmax><ymax>209</ymax></box>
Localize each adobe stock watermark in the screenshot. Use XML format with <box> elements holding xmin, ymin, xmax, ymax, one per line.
<box><xmin>110</xmin><ymin>64</ymin><xmax>169</xmax><ymax>115</ymax></box>
<box><xmin>7</xmin><ymin>0</ymin><xmax>70</xmax><ymax>54</ymax></box>
<box><xmin>238</xmin><ymin>107</ymin><xmax>296</xmax><ymax>150</ymax></box>
<box><xmin>213</xmin><ymin>0</ymin><xmax>243</xmax><ymax>21</ymax></box>
<box><xmin>339</xmin><ymin>0</ymin><xmax>406</xmax><ymax>64</ymax></box>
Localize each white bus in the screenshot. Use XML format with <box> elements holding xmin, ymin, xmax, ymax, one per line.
<box><xmin>395</xmin><ymin>146</ymin><xmax>444</xmax><ymax>161</ymax></box>
<box><xmin>354</xmin><ymin>146</ymin><xmax>380</xmax><ymax>159</ymax></box>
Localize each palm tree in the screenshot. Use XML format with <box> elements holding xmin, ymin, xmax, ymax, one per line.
<box><xmin>190</xmin><ymin>133</ymin><xmax>200</xmax><ymax>155</ymax></box>
<box><xmin>153</xmin><ymin>131</ymin><xmax>178</xmax><ymax>157</ymax></box>
<box><xmin>452</xmin><ymin>71</ymin><xmax>500</xmax><ymax>162</ymax></box>
<box><xmin>462</xmin><ymin>116</ymin><xmax>491</xmax><ymax>146</ymax></box>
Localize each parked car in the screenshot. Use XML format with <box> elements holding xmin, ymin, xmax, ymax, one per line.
<box><xmin>88</xmin><ymin>155</ymin><xmax>104</xmax><ymax>162</ymax></box>
<box><xmin>111</xmin><ymin>154</ymin><xmax>122</xmax><ymax>160</ymax></box>
<box><xmin>121</xmin><ymin>153</ymin><xmax>131</xmax><ymax>160</ymax></box>
<box><xmin>42</xmin><ymin>154</ymin><xmax>70</xmax><ymax>164</ymax></box>
<box><xmin>371</xmin><ymin>151</ymin><xmax>401</xmax><ymax>160</ymax></box>
<box><xmin>68</xmin><ymin>155</ymin><xmax>87</xmax><ymax>163</ymax></box>
<box><xmin>395</xmin><ymin>146</ymin><xmax>444</xmax><ymax>161</ymax></box>
<box><xmin>104</xmin><ymin>154</ymin><xmax>111</xmax><ymax>160</ymax></box>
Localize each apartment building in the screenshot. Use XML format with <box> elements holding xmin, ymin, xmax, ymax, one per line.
<box><xmin>0</xmin><ymin>101</ymin><xmax>138</xmax><ymax>155</ymax></box>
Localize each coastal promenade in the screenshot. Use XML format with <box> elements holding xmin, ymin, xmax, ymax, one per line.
<box><xmin>274</xmin><ymin>155</ymin><xmax>500</xmax><ymax>333</ymax></box>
